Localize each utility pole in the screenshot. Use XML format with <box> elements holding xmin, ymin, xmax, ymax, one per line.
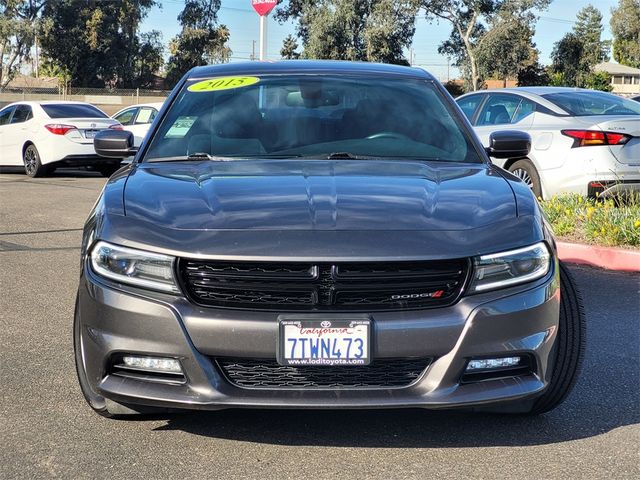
<box><xmin>409</xmin><ymin>48</ymin><xmax>414</xmax><ymax>66</ymax></box>
<box><xmin>251</xmin><ymin>40</ymin><xmax>256</xmax><ymax>61</ymax></box>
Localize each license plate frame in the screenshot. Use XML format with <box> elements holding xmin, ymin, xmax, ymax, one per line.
<box><xmin>277</xmin><ymin>318</ymin><xmax>371</xmax><ymax>366</ymax></box>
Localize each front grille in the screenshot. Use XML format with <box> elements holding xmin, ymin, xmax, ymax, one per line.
<box><xmin>216</xmin><ymin>358</ymin><xmax>431</xmax><ymax>389</ymax></box>
<box><xmin>179</xmin><ymin>259</ymin><xmax>469</xmax><ymax>311</ymax></box>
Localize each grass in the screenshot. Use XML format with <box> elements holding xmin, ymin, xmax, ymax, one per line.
<box><xmin>539</xmin><ymin>193</ymin><xmax>640</xmax><ymax>248</ymax></box>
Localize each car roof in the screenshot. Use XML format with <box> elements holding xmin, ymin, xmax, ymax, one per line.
<box><xmin>489</xmin><ymin>86</ymin><xmax>620</xmax><ymax>96</ymax></box>
<box><xmin>117</xmin><ymin>102</ymin><xmax>164</xmax><ymax>110</ymax></box>
<box><xmin>113</xmin><ymin>102</ymin><xmax>164</xmax><ymax>116</ymax></box>
<box><xmin>456</xmin><ymin>87</ymin><xmax>579</xmax><ymax>115</ymax></box>
<box><xmin>188</xmin><ymin>60</ymin><xmax>436</xmax><ymax>81</ymax></box>
<box><xmin>5</xmin><ymin>100</ymin><xmax>100</xmax><ymax>107</ymax></box>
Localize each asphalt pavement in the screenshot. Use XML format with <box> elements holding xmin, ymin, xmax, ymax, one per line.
<box><xmin>1</xmin><ymin>169</ymin><xmax>638</xmax><ymax>479</ymax></box>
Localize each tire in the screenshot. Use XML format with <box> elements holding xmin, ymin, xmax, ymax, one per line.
<box><xmin>508</xmin><ymin>159</ymin><xmax>542</xmax><ymax>199</ymax></box>
<box><xmin>528</xmin><ymin>261</ymin><xmax>586</xmax><ymax>414</ymax></box>
<box><xmin>97</xmin><ymin>164</ymin><xmax>120</xmax><ymax>178</ymax></box>
<box><xmin>73</xmin><ymin>295</ymin><xmax>166</xmax><ymax>419</ymax></box>
<box><xmin>23</xmin><ymin>144</ymin><xmax>49</xmax><ymax>178</ymax></box>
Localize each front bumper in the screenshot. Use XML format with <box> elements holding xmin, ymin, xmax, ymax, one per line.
<box><xmin>76</xmin><ymin>265</ymin><xmax>560</xmax><ymax>411</ymax></box>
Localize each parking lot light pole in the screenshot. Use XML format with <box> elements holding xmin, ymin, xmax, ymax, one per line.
<box><xmin>259</xmin><ymin>14</ymin><xmax>267</xmax><ymax>61</ymax></box>
<box><xmin>251</xmin><ymin>0</ymin><xmax>277</xmax><ymax>61</ymax></box>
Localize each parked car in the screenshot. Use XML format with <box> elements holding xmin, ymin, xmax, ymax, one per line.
<box><xmin>456</xmin><ymin>87</ymin><xmax>640</xmax><ymax>198</ymax></box>
<box><xmin>631</xmin><ymin>95</ymin><xmax>640</xmax><ymax>103</ymax></box>
<box><xmin>0</xmin><ymin>101</ymin><xmax>123</xmax><ymax>177</ymax></box>
<box><xmin>112</xmin><ymin>102</ymin><xmax>164</xmax><ymax>147</ymax></box>
<box><xmin>75</xmin><ymin>61</ymin><xmax>584</xmax><ymax>418</ymax></box>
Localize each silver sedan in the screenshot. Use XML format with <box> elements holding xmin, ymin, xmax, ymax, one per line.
<box><xmin>457</xmin><ymin>87</ymin><xmax>640</xmax><ymax>199</ymax></box>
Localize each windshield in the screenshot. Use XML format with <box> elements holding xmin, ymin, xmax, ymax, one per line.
<box><xmin>542</xmin><ymin>91</ymin><xmax>640</xmax><ymax>116</ymax></box>
<box><xmin>144</xmin><ymin>75</ymin><xmax>481</xmax><ymax>163</ymax></box>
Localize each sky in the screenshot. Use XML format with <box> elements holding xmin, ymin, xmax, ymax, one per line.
<box><xmin>143</xmin><ymin>0</ymin><xmax>622</xmax><ymax>82</ymax></box>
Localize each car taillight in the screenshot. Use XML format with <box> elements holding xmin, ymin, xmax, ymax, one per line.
<box><xmin>109</xmin><ymin>124</ymin><xmax>124</xmax><ymax>130</ymax></box>
<box><xmin>45</xmin><ymin>124</ymin><xmax>77</xmax><ymax>135</ymax></box>
<box><xmin>561</xmin><ymin>129</ymin><xmax>631</xmax><ymax>147</ymax></box>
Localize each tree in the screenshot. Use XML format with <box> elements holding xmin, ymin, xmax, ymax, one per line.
<box><xmin>551</xmin><ymin>6</ymin><xmax>611</xmax><ymax>88</ymax></box>
<box><xmin>0</xmin><ymin>1</ymin><xmax>46</xmax><ymax>90</ymax></box>
<box><xmin>443</xmin><ymin>80</ymin><xmax>465</xmax><ymax>97</ymax></box>
<box><xmin>275</xmin><ymin>0</ymin><xmax>420</xmax><ymax>65</ymax></box>
<box><xmin>610</xmin><ymin>0</ymin><xmax>640</xmax><ymax>68</ymax></box>
<box><xmin>476</xmin><ymin>12</ymin><xmax>539</xmax><ymax>87</ymax></box>
<box><xmin>40</xmin><ymin>0</ymin><xmax>160</xmax><ymax>88</ymax></box>
<box><xmin>280</xmin><ymin>34</ymin><xmax>300</xmax><ymax>60</ymax></box>
<box><xmin>551</xmin><ymin>33</ymin><xmax>584</xmax><ymax>86</ymax></box>
<box><xmin>166</xmin><ymin>0</ymin><xmax>231</xmax><ymax>86</ymax></box>
<box><xmin>135</xmin><ymin>31</ymin><xmax>164</xmax><ymax>89</ymax></box>
<box><xmin>517</xmin><ymin>62</ymin><xmax>550</xmax><ymax>86</ymax></box>
<box><xmin>421</xmin><ymin>1</ymin><xmax>551</xmax><ymax>91</ymax></box>
<box><xmin>582</xmin><ymin>71</ymin><xmax>613</xmax><ymax>91</ymax></box>
<box><xmin>573</xmin><ymin>5</ymin><xmax>610</xmax><ymax>68</ymax></box>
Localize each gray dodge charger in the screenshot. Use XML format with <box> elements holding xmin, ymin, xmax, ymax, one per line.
<box><xmin>75</xmin><ymin>61</ymin><xmax>585</xmax><ymax>417</ymax></box>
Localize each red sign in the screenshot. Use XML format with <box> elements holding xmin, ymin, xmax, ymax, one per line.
<box><xmin>251</xmin><ymin>0</ymin><xmax>277</xmax><ymax>16</ymax></box>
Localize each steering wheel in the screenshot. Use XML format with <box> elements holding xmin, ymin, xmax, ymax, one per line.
<box><xmin>366</xmin><ymin>131</ymin><xmax>410</xmax><ymax>140</ymax></box>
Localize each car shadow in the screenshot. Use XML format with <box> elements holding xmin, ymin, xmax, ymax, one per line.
<box><xmin>150</xmin><ymin>353</ymin><xmax>637</xmax><ymax>448</ymax></box>
<box><xmin>152</xmin><ymin>266</ymin><xmax>639</xmax><ymax>447</ymax></box>
<box><xmin>0</xmin><ymin>167</ymin><xmax>103</xmax><ymax>178</ymax></box>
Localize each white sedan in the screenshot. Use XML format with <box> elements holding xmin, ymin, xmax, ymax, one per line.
<box><xmin>0</xmin><ymin>101</ymin><xmax>122</xmax><ymax>177</ymax></box>
<box><xmin>456</xmin><ymin>87</ymin><xmax>640</xmax><ymax>198</ymax></box>
<box><xmin>112</xmin><ymin>102</ymin><xmax>164</xmax><ymax>147</ymax></box>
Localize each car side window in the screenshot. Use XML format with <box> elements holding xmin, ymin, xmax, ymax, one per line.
<box><xmin>10</xmin><ymin>105</ymin><xmax>33</xmax><ymax>124</ymax></box>
<box><xmin>0</xmin><ymin>106</ymin><xmax>15</xmax><ymax>126</ymax></box>
<box><xmin>512</xmin><ymin>98</ymin><xmax>536</xmax><ymax>123</ymax></box>
<box><xmin>134</xmin><ymin>107</ymin><xmax>157</xmax><ymax>125</ymax></box>
<box><xmin>114</xmin><ymin>108</ymin><xmax>138</xmax><ymax>125</ymax></box>
<box><xmin>456</xmin><ymin>95</ymin><xmax>484</xmax><ymax>123</ymax></box>
<box><xmin>477</xmin><ymin>94</ymin><xmax>521</xmax><ymax>126</ymax></box>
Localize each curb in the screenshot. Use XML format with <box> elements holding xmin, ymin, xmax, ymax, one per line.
<box><xmin>557</xmin><ymin>241</ymin><xmax>640</xmax><ymax>272</ymax></box>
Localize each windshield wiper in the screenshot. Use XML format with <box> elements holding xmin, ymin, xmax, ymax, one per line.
<box><xmin>149</xmin><ymin>153</ymin><xmax>239</xmax><ymax>162</ymax></box>
<box><xmin>327</xmin><ymin>152</ymin><xmax>360</xmax><ymax>160</ymax></box>
<box><xmin>185</xmin><ymin>152</ymin><xmax>237</xmax><ymax>161</ymax></box>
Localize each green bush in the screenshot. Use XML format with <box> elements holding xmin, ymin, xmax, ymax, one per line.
<box><xmin>539</xmin><ymin>194</ymin><xmax>640</xmax><ymax>247</ymax></box>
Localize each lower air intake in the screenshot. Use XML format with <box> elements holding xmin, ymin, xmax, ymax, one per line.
<box><xmin>215</xmin><ymin>357</ymin><xmax>431</xmax><ymax>389</ymax></box>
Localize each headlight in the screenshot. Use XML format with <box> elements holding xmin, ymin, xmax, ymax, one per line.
<box><xmin>89</xmin><ymin>241</ymin><xmax>178</xmax><ymax>293</ymax></box>
<box><xmin>469</xmin><ymin>242</ymin><xmax>551</xmax><ymax>293</ymax></box>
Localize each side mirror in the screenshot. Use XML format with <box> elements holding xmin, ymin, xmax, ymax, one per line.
<box><xmin>486</xmin><ymin>130</ymin><xmax>531</xmax><ymax>159</ymax></box>
<box><xmin>94</xmin><ymin>129</ymin><xmax>137</xmax><ymax>158</ymax></box>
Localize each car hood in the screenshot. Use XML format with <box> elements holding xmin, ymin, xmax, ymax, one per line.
<box><xmin>123</xmin><ymin>160</ymin><xmax>517</xmax><ymax>231</ymax></box>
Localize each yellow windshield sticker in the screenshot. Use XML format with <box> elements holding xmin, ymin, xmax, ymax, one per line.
<box><xmin>187</xmin><ymin>76</ymin><xmax>260</xmax><ymax>92</ymax></box>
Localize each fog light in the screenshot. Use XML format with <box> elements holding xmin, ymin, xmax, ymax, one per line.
<box><xmin>466</xmin><ymin>356</ymin><xmax>521</xmax><ymax>371</ymax></box>
<box><xmin>122</xmin><ymin>355</ymin><xmax>182</xmax><ymax>373</ymax></box>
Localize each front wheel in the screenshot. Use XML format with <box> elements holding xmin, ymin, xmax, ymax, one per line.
<box><xmin>23</xmin><ymin>144</ymin><xmax>49</xmax><ymax>178</ymax></box>
<box><xmin>508</xmin><ymin>159</ymin><xmax>542</xmax><ymax>199</ymax></box>
<box><xmin>528</xmin><ymin>261</ymin><xmax>586</xmax><ymax>414</ymax></box>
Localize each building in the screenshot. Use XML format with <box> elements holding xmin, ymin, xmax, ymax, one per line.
<box><xmin>484</xmin><ymin>79</ymin><xmax>518</xmax><ymax>89</ymax></box>
<box><xmin>5</xmin><ymin>74</ymin><xmax>59</xmax><ymax>90</ymax></box>
<box><xmin>594</xmin><ymin>62</ymin><xmax>640</xmax><ymax>96</ymax></box>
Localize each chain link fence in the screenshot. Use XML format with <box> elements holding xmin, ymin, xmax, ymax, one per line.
<box><xmin>0</xmin><ymin>86</ymin><xmax>171</xmax><ymax>115</ymax></box>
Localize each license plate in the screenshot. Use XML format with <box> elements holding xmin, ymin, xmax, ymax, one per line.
<box><xmin>278</xmin><ymin>319</ymin><xmax>370</xmax><ymax>366</ymax></box>
<box><xmin>84</xmin><ymin>130</ymin><xmax>97</xmax><ymax>139</ymax></box>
